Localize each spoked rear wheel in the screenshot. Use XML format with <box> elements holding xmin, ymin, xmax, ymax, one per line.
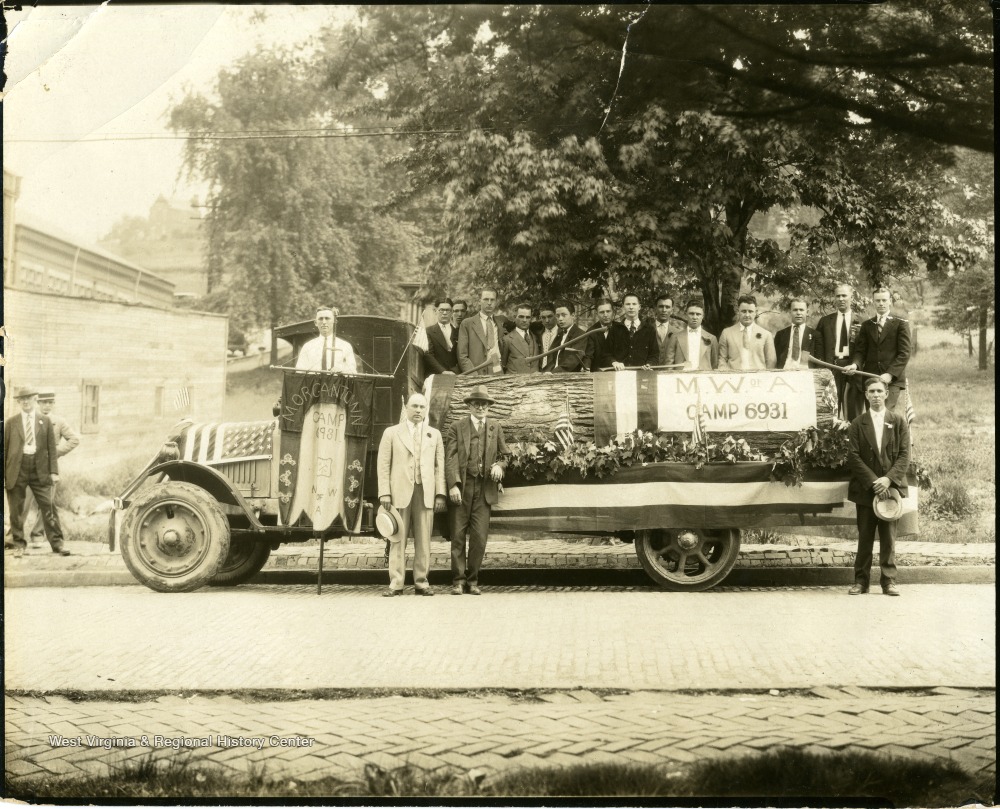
<box><xmin>635</xmin><ymin>528</ymin><xmax>740</xmax><ymax>591</ymax></box>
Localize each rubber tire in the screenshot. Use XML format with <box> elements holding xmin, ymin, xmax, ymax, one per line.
<box><xmin>209</xmin><ymin>540</ymin><xmax>271</xmax><ymax>587</ymax></box>
<box><xmin>635</xmin><ymin>528</ymin><xmax>740</xmax><ymax>591</ymax></box>
<box><xmin>120</xmin><ymin>482</ymin><xmax>230</xmax><ymax>593</ymax></box>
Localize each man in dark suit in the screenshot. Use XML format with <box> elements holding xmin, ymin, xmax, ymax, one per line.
<box><xmin>584</xmin><ymin>298</ymin><xmax>629</xmax><ymax>371</ymax></box>
<box><xmin>652</xmin><ymin>293</ymin><xmax>683</xmax><ymax>365</ymax></box>
<box><xmin>458</xmin><ymin>287</ymin><xmax>505</xmax><ymax>375</ymax></box>
<box><xmin>774</xmin><ymin>297</ymin><xmax>819</xmax><ymax>369</ymax></box>
<box><xmin>501</xmin><ymin>304</ymin><xmax>540</xmax><ymax>373</ymax></box>
<box><xmin>445</xmin><ymin>386</ymin><xmax>509</xmax><ymax>595</ymax></box>
<box><xmin>813</xmin><ymin>282</ymin><xmax>862</xmax><ymax>420</ymax></box>
<box><xmin>424</xmin><ymin>298</ymin><xmax>459</xmax><ymax>374</ymax></box>
<box><xmin>4</xmin><ymin>386</ymin><xmax>69</xmax><ymax>557</ymax></box>
<box><xmin>620</xmin><ymin>293</ymin><xmax>659</xmax><ymax>367</ymax></box>
<box><xmin>846</xmin><ymin>376</ymin><xmax>910</xmax><ymax>596</ymax></box>
<box><xmin>543</xmin><ymin>300</ymin><xmax>587</xmax><ymax>372</ymax></box>
<box><xmin>845</xmin><ymin>287</ymin><xmax>911</xmax><ymax>410</ymax></box>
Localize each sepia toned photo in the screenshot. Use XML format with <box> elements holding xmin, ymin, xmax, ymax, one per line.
<box><xmin>2</xmin><ymin>4</ymin><xmax>994</xmax><ymax>804</ymax></box>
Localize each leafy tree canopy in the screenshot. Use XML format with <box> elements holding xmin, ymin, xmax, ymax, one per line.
<box><xmin>325</xmin><ymin>4</ymin><xmax>988</xmax><ymax>330</ymax></box>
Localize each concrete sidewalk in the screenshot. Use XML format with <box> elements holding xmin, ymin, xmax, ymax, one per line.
<box><xmin>3</xmin><ymin>534</ymin><xmax>995</xmax><ymax>588</ymax></box>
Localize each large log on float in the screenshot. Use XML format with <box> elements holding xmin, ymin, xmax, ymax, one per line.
<box><xmin>429</xmin><ymin>369</ymin><xmax>838</xmax><ymax>456</ymax></box>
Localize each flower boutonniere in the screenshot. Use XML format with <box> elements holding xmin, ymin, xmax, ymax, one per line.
<box><xmin>754</xmin><ymin>332</ymin><xmax>762</xmax><ymax>340</ymax></box>
<box><xmin>701</xmin><ymin>335</ymin><xmax>711</xmax><ymax>345</ymax></box>
<box><xmin>885</xmin><ymin>423</ymin><xmax>893</xmax><ymax>430</ymax></box>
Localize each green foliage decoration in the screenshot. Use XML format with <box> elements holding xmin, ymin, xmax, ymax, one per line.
<box><xmin>770</xmin><ymin>423</ymin><xmax>851</xmax><ymax>488</ymax></box>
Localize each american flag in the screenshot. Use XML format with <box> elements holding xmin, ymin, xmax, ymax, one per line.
<box><xmin>554</xmin><ymin>393</ymin><xmax>575</xmax><ymax>450</ymax></box>
<box><xmin>173</xmin><ymin>386</ymin><xmax>191</xmax><ymax>412</ymax></box>
<box><xmin>903</xmin><ymin>384</ymin><xmax>916</xmax><ymax>425</ymax></box>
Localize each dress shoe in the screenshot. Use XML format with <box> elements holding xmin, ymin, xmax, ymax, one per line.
<box><xmin>847</xmin><ymin>583</ymin><xmax>868</xmax><ymax>595</ymax></box>
<box><xmin>882</xmin><ymin>583</ymin><xmax>901</xmax><ymax>596</ymax></box>
<box><xmin>382</xmin><ymin>589</ymin><xmax>403</xmax><ymax>597</ymax></box>
<box><xmin>4</xmin><ymin>542</ymin><xmax>17</xmax><ymax>550</ymax></box>
<box><xmin>54</xmin><ymin>549</ymin><xmax>71</xmax><ymax>556</ymax></box>
<box><xmin>12</xmin><ymin>547</ymin><xmax>25</xmax><ymax>558</ymax></box>
<box><xmin>450</xmin><ymin>585</ymin><xmax>464</xmax><ymax>595</ymax></box>
<box><xmin>466</xmin><ymin>585</ymin><xmax>482</xmax><ymax>596</ymax></box>
<box><xmin>415</xmin><ymin>587</ymin><xmax>434</xmax><ymax>596</ymax></box>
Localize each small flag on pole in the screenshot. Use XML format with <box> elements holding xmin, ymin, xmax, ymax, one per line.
<box><xmin>554</xmin><ymin>392</ymin><xmax>575</xmax><ymax>450</ymax></box>
<box><xmin>173</xmin><ymin>386</ymin><xmax>191</xmax><ymax>412</ymax></box>
<box><xmin>691</xmin><ymin>388</ymin><xmax>707</xmax><ymax>447</ymax></box>
<box><xmin>904</xmin><ymin>384</ymin><xmax>916</xmax><ymax>425</ymax></box>
<box><xmin>413</xmin><ymin>324</ymin><xmax>429</xmax><ymax>353</ymax></box>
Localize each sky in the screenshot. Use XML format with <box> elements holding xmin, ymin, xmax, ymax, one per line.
<box><xmin>3</xmin><ymin>4</ymin><xmax>353</xmax><ymax>245</ymax></box>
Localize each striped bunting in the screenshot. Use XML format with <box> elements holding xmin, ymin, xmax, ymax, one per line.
<box><xmin>178</xmin><ymin>421</ymin><xmax>275</xmax><ymax>464</ymax></box>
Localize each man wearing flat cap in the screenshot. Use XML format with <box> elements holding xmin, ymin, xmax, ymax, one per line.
<box><xmin>846</xmin><ymin>376</ymin><xmax>910</xmax><ymax>597</ymax></box>
<box><xmin>4</xmin><ymin>386</ymin><xmax>69</xmax><ymax>557</ymax></box>
<box><xmin>444</xmin><ymin>385</ymin><xmax>509</xmax><ymax>595</ymax></box>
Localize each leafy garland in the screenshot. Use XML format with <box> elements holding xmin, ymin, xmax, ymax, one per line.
<box><xmin>506</xmin><ymin>423</ymin><xmax>857</xmax><ymax>487</ymax></box>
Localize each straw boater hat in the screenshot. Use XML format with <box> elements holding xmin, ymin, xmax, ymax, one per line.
<box><xmin>14</xmin><ymin>385</ymin><xmax>38</xmax><ymax>400</ymax></box>
<box><xmin>873</xmin><ymin>489</ymin><xmax>903</xmax><ymax>522</ymax></box>
<box><xmin>37</xmin><ymin>389</ymin><xmax>56</xmax><ymax>402</ymax></box>
<box><xmin>375</xmin><ymin>503</ymin><xmax>406</xmax><ymax>544</ymax></box>
<box><xmin>463</xmin><ymin>385</ymin><xmax>496</xmax><ymax>405</ymax></box>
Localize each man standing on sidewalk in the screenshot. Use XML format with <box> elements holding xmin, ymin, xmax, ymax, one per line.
<box><xmin>377</xmin><ymin>393</ymin><xmax>447</xmax><ymax>596</ymax></box>
<box><xmin>846</xmin><ymin>376</ymin><xmax>910</xmax><ymax>597</ymax></box>
<box><xmin>445</xmin><ymin>386</ymin><xmax>509</xmax><ymax>595</ymax></box>
<box><xmin>4</xmin><ymin>386</ymin><xmax>70</xmax><ymax>557</ymax></box>
<box><xmin>22</xmin><ymin>389</ymin><xmax>80</xmax><ymax>547</ymax></box>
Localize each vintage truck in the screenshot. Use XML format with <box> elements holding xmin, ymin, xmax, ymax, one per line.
<box><xmin>109</xmin><ymin>314</ymin><xmax>917</xmax><ymax>593</ymax></box>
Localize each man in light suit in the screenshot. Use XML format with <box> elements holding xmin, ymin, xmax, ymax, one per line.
<box><xmin>501</xmin><ymin>304</ymin><xmax>540</xmax><ymax>373</ymax></box>
<box><xmin>774</xmin><ymin>298</ymin><xmax>818</xmax><ymax>369</ymax></box>
<box><xmin>664</xmin><ymin>299</ymin><xmax>719</xmax><ymax>370</ymax></box>
<box><xmin>4</xmin><ymin>386</ymin><xmax>69</xmax><ymax>557</ymax></box>
<box><xmin>543</xmin><ymin>300</ymin><xmax>587</xmax><ymax>372</ymax></box>
<box><xmin>424</xmin><ymin>298</ymin><xmax>459</xmax><ymax>374</ymax></box>
<box><xmin>813</xmin><ymin>283</ymin><xmax>862</xmax><ymax>420</ymax></box>
<box><xmin>845</xmin><ymin>287</ymin><xmax>911</xmax><ymax>410</ymax></box>
<box><xmin>377</xmin><ymin>392</ymin><xmax>447</xmax><ymax>596</ymax></box>
<box><xmin>719</xmin><ymin>294</ymin><xmax>777</xmax><ymax>371</ymax></box>
<box><xmin>846</xmin><ymin>376</ymin><xmax>910</xmax><ymax>596</ymax></box>
<box><xmin>458</xmin><ymin>287</ymin><xmax>504</xmax><ymax>375</ymax></box>
<box><xmin>445</xmin><ymin>386</ymin><xmax>509</xmax><ymax>595</ymax></box>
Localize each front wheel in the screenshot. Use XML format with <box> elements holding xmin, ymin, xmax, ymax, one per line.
<box><xmin>635</xmin><ymin>528</ymin><xmax>740</xmax><ymax>591</ymax></box>
<box><xmin>209</xmin><ymin>539</ymin><xmax>271</xmax><ymax>586</ymax></box>
<box><xmin>120</xmin><ymin>482</ymin><xmax>230</xmax><ymax>592</ymax></box>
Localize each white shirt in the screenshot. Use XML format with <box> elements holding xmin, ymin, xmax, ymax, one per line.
<box><xmin>835</xmin><ymin>312</ymin><xmax>852</xmax><ymax>358</ymax></box>
<box><xmin>783</xmin><ymin>324</ymin><xmax>805</xmax><ymax>369</ymax></box>
<box><xmin>516</xmin><ymin>328</ymin><xmax>527</xmax><ymax>341</ymax></box>
<box><xmin>740</xmin><ymin>325</ymin><xmax>754</xmax><ymax>369</ymax></box>
<box><xmin>22</xmin><ymin>411</ymin><xmax>37</xmax><ymax>455</ymax></box>
<box><xmin>686</xmin><ymin>329</ymin><xmax>702</xmax><ymax>371</ymax></box>
<box><xmin>407</xmin><ymin>421</ymin><xmax>423</xmax><ymax>482</ymax></box>
<box><xmin>439</xmin><ymin>323</ymin><xmax>453</xmax><ymax>349</ymax></box>
<box><xmin>870</xmin><ymin>408</ymin><xmax>886</xmax><ymax>453</ymax></box>
<box><xmin>656</xmin><ymin>321</ymin><xmax>670</xmax><ymax>342</ymax></box>
<box><xmin>296</xmin><ymin>335</ymin><xmax>358</xmax><ymax>373</ymax></box>
<box><xmin>470</xmin><ymin>416</ymin><xmax>484</xmax><ymax>433</ymax></box>
<box><xmin>624</xmin><ymin>318</ymin><xmax>641</xmax><ymax>333</ymax></box>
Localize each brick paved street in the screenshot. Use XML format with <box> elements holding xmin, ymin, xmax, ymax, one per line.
<box><xmin>5</xmin><ymin>690</ymin><xmax>995</xmax><ymax>783</ymax></box>
<box><xmin>4</xmin><ymin>584</ymin><xmax>995</xmax><ymax>790</ymax></box>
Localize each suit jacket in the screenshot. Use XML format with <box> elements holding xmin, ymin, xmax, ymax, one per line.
<box><xmin>543</xmin><ymin>323</ymin><xmax>587</xmax><ymax>372</ymax></box>
<box><xmin>458</xmin><ymin>315</ymin><xmax>504</xmax><ymax>375</ymax></box>
<box><xmin>846</xmin><ymin>408</ymin><xmax>910</xmax><ymax>504</ymax></box>
<box><xmin>851</xmin><ymin>316</ymin><xmax>911</xmax><ymax>388</ymax></box>
<box><xmin>718</xmin><ymin>323</ymin><xmax>777</xmax><ymax>370</ymax></box>
<box><xmin>664</xmin><ymin>329</ymin><xmax>719</xmax><ymax>370</ymax></box>
<box><xmin>653</xmin><ymin>322</ymin><xmax>682</xmax><ymax>365</ymax></box>
<box><xmin>621</xmin><ymin>320</ymin><xmax>660</xmax><ymax>367</ymax></box>
<box><xmin>445</xmin><ymin>416</ymin><xmax>509</xmax><ymax>505</ymax></box>
<box><xmin>813</xmin><ymin>310</ymin><xmax>858</xmax><ymax>365</ymax></box>
<box><xmin>501</xmin><ymin>328</ymin><xmax>540</xmax><ymax>374</ymax></box>
<box><xmin>4</xmin><ymin>412</ymin><xmax>59</xmax><ymax>490</ymax></box>
<box><xmin>584</xmin><ymin>321</ymin><xmax>629</xmax><ymax>371</ymax></box>
<box><xmin>377</xmin><ymin>422</ymin><xmax>446</xmax><ymax>509</ymax></box>
<box><xmin>774</xmin><ymin>324</ymin><xmax>818</xmax><ymax>369</ymax></box>
<box><xmin>424</xmin><ymin>322</ymin><xmax>458</xmax><ymax>374</ymax></box>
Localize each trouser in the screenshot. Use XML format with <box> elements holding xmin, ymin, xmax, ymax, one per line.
<box><xmin>833</xmin><ymin>360</ymin><xmax>863</xmax><ymax>421</ymax></box>
<box><xmin>4</xmin><ymin>488</ymin><xmax>44</xmax><ymax>542</ymax></box>
<box><xmin>853</xmin><ymin>503</ymin><xmax>898</xmax><ymax>588</ymax></box>
<box><xmin>451</xmin><ymin>474</ymin><xmax>490</xmax><ymax>587</ymax></box>
<box><xmin>388</xmin><ymin>483</ymin><xmax>433</xmax><ymax>591</ymax></box>
<box><xmin>6</xmin><ymin>455</ymin><xmax>64</xmax><ymax>551</ymax></box>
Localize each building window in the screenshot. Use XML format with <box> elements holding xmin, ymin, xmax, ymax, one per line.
<box><xmin>81</xmin><ymin>382</ymin><xmax>100</xmax><ymax>433</ymax></box>
<box><xmin>155</xmin><ymin>386</ymin><xmax>164</xmax><ymax>417</ymax></box>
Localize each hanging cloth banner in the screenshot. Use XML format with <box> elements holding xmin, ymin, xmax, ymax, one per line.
<box><xmin>277</xmin><ymin>372</ymin><xmax>374</xmax><ymax>531</ymax></box>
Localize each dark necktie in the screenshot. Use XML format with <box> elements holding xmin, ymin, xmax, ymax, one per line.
<box><xmin>486</xmin><ymin>318</ymin><xmax>495</xmax><ymax>350</ymax></box>
<box><xmin>791</xmin><ymin>326</ymin><xmax>800</xmax><ymax>361</ymax></box>
<box><xmin>876</xmin><ymin>318</ymin><xmax>883</xmax><ymax>339</ymax></box>
<box><xmin>25</xmin><ymin>416</ymin><xmax>34</xmax><ymax>448</ymax></box>
<box><xmin>321</xmin><ymin>337</ymin><xmax>329</xmax><ymax>371</ymax></box>
<box><xmin>629</xmin><ymin>322</ymin><xmax>636</xmax><ymax>335</ymax></box>
<box><xmin>839</xmin><ymin>316</ymin><xmax>848</xmax><ymax>353</ymax></box>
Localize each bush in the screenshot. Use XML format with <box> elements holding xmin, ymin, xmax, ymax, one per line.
<box><xmin>54</xmin><ymin>456</ymin><xmax>150</xmax><ymax>510</ymax></box>
<box><xmin>927</xmin><ymin>482</ymin><xmax>979</xmax><ymax>518</ymax></box>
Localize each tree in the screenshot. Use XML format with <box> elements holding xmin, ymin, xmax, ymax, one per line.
<box><xmin>326</xmin><ymin>5</ymin><xmax>980</xmax><ymax>331</ymax></box>
<box><xmin>170</xmin><ymin>48</ymin><xmax>421</xmax><ymax>359</ymax></box>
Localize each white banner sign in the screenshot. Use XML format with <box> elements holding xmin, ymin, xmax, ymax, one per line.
<box><xmin>657</xmin><ymin>371</ymin><xmax>817</xmax><ymax>432</ymax></box>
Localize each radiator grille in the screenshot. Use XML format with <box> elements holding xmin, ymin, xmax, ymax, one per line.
<box><xmin>218</xmin><ymin>459</ymin><xmax>271</xmax><ymax>497</ymax></box>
